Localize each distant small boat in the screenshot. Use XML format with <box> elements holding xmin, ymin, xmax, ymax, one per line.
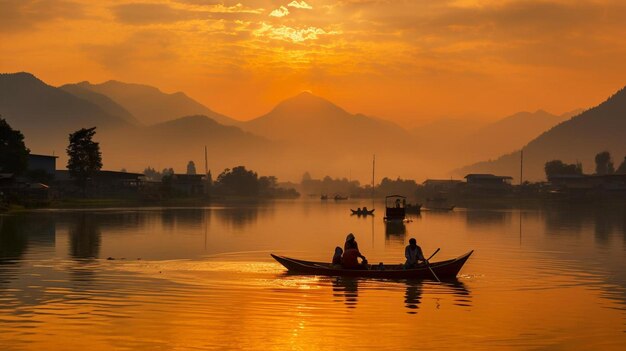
<box><xmin>321</xmin><ymin>194</ymin><xmax>328</xmax><ymax>200</ymax></box>
<box><xmin>271</xmin><ymin>251</ymin><xmax>474</xmax><ymax>279</ymax></box>
<box><xmin>334</xmin><ymin>195</ymin><xmax>348</xmax><ymax>200</ymax></box>
<box><xmin>425</xmin><ymin>197</ymin><xmax>454</xmax><ymax>211</ymax></box>
<box><xmin>350</xmin><ymin>208</ymin><xmax>375</xmax><ymax>216</ymax></box>
<box><xmin>405</xmin><ymin>203</ymin><xmax>422</xmax><ymax>213</ymax></box>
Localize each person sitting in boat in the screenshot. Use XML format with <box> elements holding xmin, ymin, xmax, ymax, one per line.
<box><xmin>404</xmin><ymin>238</ymin><xmax>425</xmax><ymax>269</ymax></box>
<box><xmin>332</xmin><ymin>246</ymin><xmax>343</xmax><ymax>267</ymax></box>
<box><xmin>343</xmin><ymin>233</ymin><xmax>368</xmax><ymax>269</ymax></box>
<box><xmin>362</xmin><ymin>206</ymin><xmax>368</xmax><ymax>213</ymax></box>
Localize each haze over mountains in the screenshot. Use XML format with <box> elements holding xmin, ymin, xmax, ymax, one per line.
<box><xmin>61</xmin><ymin>81</ymin><xmax>239</xmax><ymax>127</ymax></box>
<box><xmin>2</xmin><ymin>71</ymin><xmax>622</xmax><ymax>183</ymax></box>
<box><xmin>458</xmin><ymin>89</ymin><xmax>626</xmax><ymax>181</ymax></box>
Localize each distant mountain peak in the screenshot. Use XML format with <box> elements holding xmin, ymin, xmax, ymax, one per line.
<box><xmin>1</xmin><ymin>72</ymin><xmax>45</xmax><ymax>86</ymax></box>
<box><xmin>2</xmin><ymin>71</ymin><xmax>37</xmax><ymax>79</ymax></box>
<box><xmin>270</xmin><ymin>91</ymin><xmax>347</xmax><ymax>117</ymax></box>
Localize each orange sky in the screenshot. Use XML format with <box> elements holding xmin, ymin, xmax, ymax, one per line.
<box><xmin>2</xmin><ymin>0</ymin><xmax>626</xmax><ymax>126</ymax></box>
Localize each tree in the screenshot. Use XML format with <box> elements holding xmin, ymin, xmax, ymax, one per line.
<box><xmin>186</xmin><ymin>161</ymin><xmax>197</xmax><ymax>175</ymax></box>
<box><xmin>616</xmin><ymin>156</ymin><xmax>626</xmax><ymax>174</ymax></box>
<box><xmin>544</xmin><ymin>160</ymin><xmax>583</xmax><ymax>178</ymax></box>
<box><xmin>67</xmin><ymin>127</ymin><xmax>102</xmax><ymax>194</ymax></box>
<box><xmin>595</xmin><ymin>151</ymin><xmax>614</xmax><ymax>175</ymax></box>
<box><xmin>215</xmin><ymin>166</ymin><xmax>259</xmax><ymax>196</ymax></box>
<box><xmin>143</xmin><ymin>167</ymin><xmax>161</xmax><ymax>181</ymax></box>
<box><xmin>0</xmin><ymin>118</ymin><xmax>30</xmax><ymax>175</ymax></box>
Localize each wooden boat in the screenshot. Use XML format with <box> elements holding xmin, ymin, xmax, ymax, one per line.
<box><xmin>334</xmin><ymin>195</ymin><xmax>348</xmax><ymax>200</ymax></box>
<box><xmin>271</xmin><ymin>251</ymin><xmax>473</xmax><ymax>279</ymax></box>
<box><xmin>350</xmin><ymin>208</ymin><xmax>375</xmax><ymax>215</ymax></box>
<box><xmin>384</xmin><ymin>195</ymin><xmax>406</xmax><ymax>221</ymax></box>
<box><xmin>320</xmin><ymin>194</ymin><xmax>328</xmax><ymax>200</ymax></box>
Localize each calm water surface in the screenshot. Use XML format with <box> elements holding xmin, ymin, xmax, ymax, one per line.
<box><xmin>1</xmin><ymin>200</ymin><xmax>625</xmax><ymax>350</ymax></box>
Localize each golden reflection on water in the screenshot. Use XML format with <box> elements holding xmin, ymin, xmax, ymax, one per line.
<box><xmin>1</xmin><ymin>202</ymin><xmax>626</xmax><ymax>350</ymax></box>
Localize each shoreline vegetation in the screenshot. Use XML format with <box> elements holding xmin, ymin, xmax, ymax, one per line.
<box><xmin>1</xmin><ymin>119</ymin><xmax>624</xmax><ymax>214</ymax></box>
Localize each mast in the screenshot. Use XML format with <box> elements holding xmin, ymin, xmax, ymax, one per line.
<box><xmin>372</xmin><ymin>154</ymin><xmax>375</xmax><ymax>198</ymax></box>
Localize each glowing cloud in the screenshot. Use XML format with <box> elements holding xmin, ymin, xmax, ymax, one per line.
<box><xmin>254</xmin><ymin>22</ymin><xmax>333</xmax><ymax>42</ymax></box>
<box><xmin>287</xmin><ymin>1</ymin><xmax>313</xmax><ymax>10</ymax></box>
<box><xmin>269</xmin><ymin>6</ymin><xmax>290</xmax><ymax>17</ymax></box>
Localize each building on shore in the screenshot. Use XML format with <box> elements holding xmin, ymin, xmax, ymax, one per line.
<box><xmin>27</xmin><ymin>154</ymin><xmax>58</xmax><ymax>179</ymax></box>
<box><xmin>548</xmin><ymin>174</ymin><xmax>626</xmax><ymax>196</ymax></box>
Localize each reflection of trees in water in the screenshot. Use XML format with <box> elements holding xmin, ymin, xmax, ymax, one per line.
<box><xmin>385</xmin><ymin>221</ymin><xmax>406</xmax><ymax>246</ymax></box>
<box><xmin>332</xmin><ymin>277</ymin><xmax>359</xmax><ymax>308</ymax></box>
<box><xmin>1</xmin><ymin>214</ymin><xmax>56</xmax><ymax>283</ymax></box>
<box><xmin>69</xmin><ymin>214</ymin><xmax>101</xmax><ymax>260</ymax></box>
<box><xmin>0</xmin><ymin>216</ymin><xmax>28</xmax><ymax>264</ymax></box>
<box><xmin>217</xmin><ymin>206</ymin><xmax>263</xmax><ymax>229</ymax></box>
<box><xmin>0</xmin><ymin>216</ymin><xmax>28</xmax><ymax>287</ymax></box>
<box><xmin>465</xmin><ymin>210</ymin><xmax>509</xmax><ymax>228</ymax></box>
<box><xmin>543</xmin><ymin>203</ymin><xmax>626</xmax><ymax>243</ymax></box>
<box><xmin>160</xmin><ymin>208</ymin><xmax>205</xmax><ymax>230</ymax></box>
<box><xmin>68</xmin><ymin>214</ymin><xmax>102</xmax><ymax>284</ymax></box>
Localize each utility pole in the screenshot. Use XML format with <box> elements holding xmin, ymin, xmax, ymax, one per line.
<box><xmin>519</xmin><ymin>149</ymin><xmax>524</xmax><ymax>185</ymax></box>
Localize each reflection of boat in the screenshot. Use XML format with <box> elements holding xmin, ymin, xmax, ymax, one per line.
<box><xmin>321</xmin><ymin>194</ymin><xmax>328</xmax><ymax>200</ymax></box>
<box><xmin>331</xmin><ymin>277</ymin><xmax>359</xmax><ymax>308</ymax></box>
<box><xmin>405</xmin><ymin>203</ymin><xmax>422</xmax><ymax>213</ymax></box>
<box><xmin>271</xmin><ymin>251</ymin><xmax>473</xmax><ymax>279</ymax></box>
<box><xmin>334</xmin><ymin>195</ymin><xmax>348</xmax><ymax>200</ymax></box>
<box><xmin>384</xmin><ymin>220</ymin><xmax>406</xmax><ymax>245</ymax></box>
<box><xmin>384</xmin><ymin>195</ymin><xmax>406</xmax><ymax>221</ymax></box>
<box><xmin>425</xmin><ymin>197</ymin><xmax>455</xmax><ymax>211</ymax></box>
<box><xmin>350</xmin><ymin>208</ymin><xmax>375</xmax><ymax>216</ymax></box>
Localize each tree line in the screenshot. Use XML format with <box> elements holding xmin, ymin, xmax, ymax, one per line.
<box><xmin>545</xmin><ymin>151</ymin><xmax>626</xmax><ymax>178</ymax></box>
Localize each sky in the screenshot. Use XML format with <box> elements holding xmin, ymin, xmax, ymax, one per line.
<box><xmin>2</xmin><ymin>0</ymin><xmax>626</xmax><ymax>126</ymax></box>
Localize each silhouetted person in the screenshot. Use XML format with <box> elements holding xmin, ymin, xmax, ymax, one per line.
<box><xmin>343</xmin><ymin>233</ymin><xmax>367</xmax><ymax>269</ymax></box>
<box><xmin>332</xmin><ymin>246</ymin><xmax>343</xmax><ymax>267</ymax></box>
<box><xmin>404</xmin><ymin>238</ymin><xmax>425</xmax><ymax>269</ymax></box>
<box><xmin>395</xmin><ymin>198</ymin><xmax>401</xmax><ymax>208</ymax></box>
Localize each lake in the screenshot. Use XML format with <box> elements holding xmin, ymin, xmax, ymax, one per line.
<box><xmin>1</xmin><ymin>200</ymin><xmax>625</xmax><ymax>350</ymax></box>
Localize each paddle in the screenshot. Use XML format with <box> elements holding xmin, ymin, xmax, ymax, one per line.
<box><xmin>424</xmin><ymin>248</ymin><xmax>441</xmax><ymax>282</ymax></box>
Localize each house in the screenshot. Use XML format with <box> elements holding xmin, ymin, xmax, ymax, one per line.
<box><xmin>464</xmin><ymin>174</ymin><xmax>513</xmax><ymax>186</ymax></box>
<box><xmin>422</xmin><ymin>179</ymin><xmax>463</xmax><ymax>191</ymax></box>
<box><xmin>55</xmin><ymin>170</ymin><xmax>145</xmax><ymax>197</ymax></box>
<box><xmin>27</xmin><ymin>154</ymin><xmax>58</xmax><ymax>178</ymax></box>
<box><xmin>169</xmin><ymin>174</ymin><xmax>206</xmax><ymax>196</ymax></box>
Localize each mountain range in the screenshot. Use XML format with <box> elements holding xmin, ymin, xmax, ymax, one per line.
<box><xmin>457</xmin><ymin>89</ymin><xmax>626</xmax><ymax>181</ymax></box>
<box><xmin>61</xmin><ymin>80</ymin><xmax>239</xmax><ymax>127</ymax></box>
<box><xmin>2</xmin><ymin>71</ymin><xmax>622</xmax><ymax>183</ymax></box>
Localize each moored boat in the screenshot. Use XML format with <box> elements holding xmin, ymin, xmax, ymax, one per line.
<box><xmin>384</xmin><ymin>195</ymin><xmax>406</xmax><ymax>221</ymax></box>
<box><xmin>405</xmin><ymin>203</ymin><xmax>422</xmax><ymax>213</ymax></box>
<box><xmin>271</xmin><ymin>251</ymin><xmax>473</xmax><ymax>279</ymax></box>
